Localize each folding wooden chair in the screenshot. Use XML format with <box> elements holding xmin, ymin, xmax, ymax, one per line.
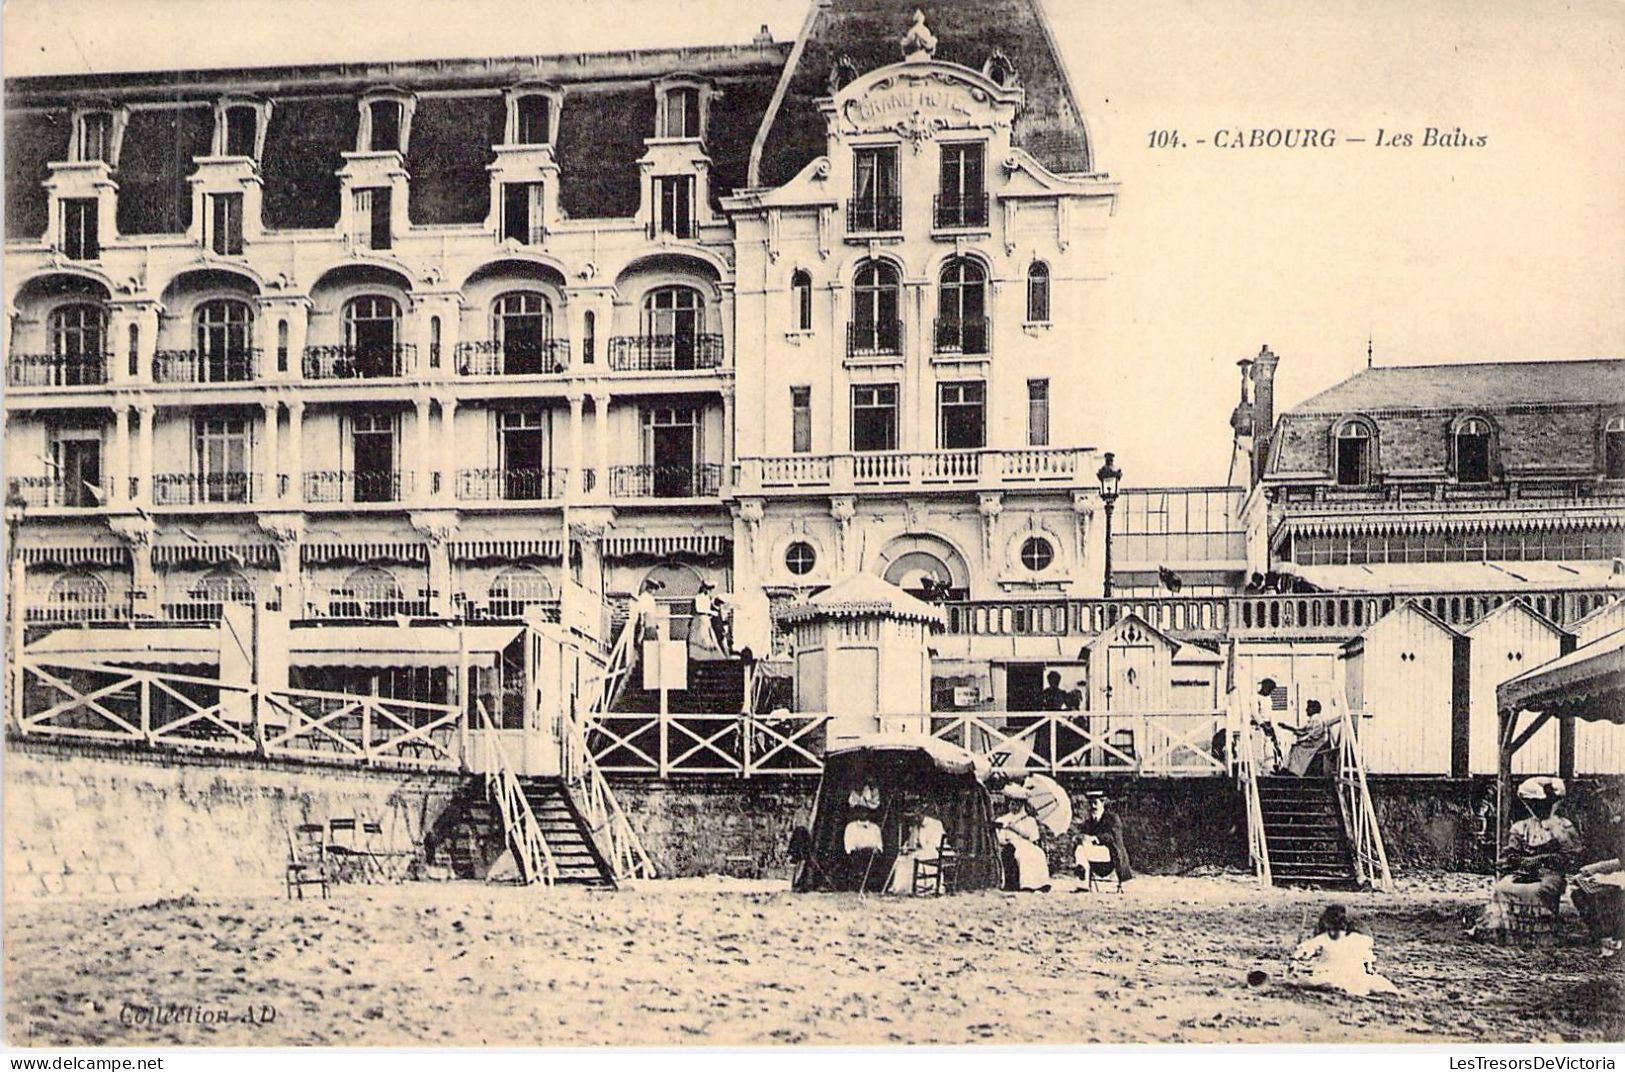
<box><xmin>286</xmin><ymin>823</ymin><xmax>331</xmax><ymax>900</ymax></box>
<box><xmin>911</xmin><ymin>841</ymin><xmax>961</xmax><ymax>896</ymax></box>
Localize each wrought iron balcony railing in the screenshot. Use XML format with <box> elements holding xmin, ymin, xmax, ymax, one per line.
<box><xmin>301</xmin><ymin>344</ymin><xmax>416</xmax><ymax>380</ymax></box>
<box><xmin>152</xmin><ymin>348</ymin><xmax>261</xmax><ymax>384</ymax></box>
<box><xmin>606</xmin><ymin>333</ymin><xmax>724</xmax><ymax>371</ymax></box>
<box><xmin>933</xmin><ymin>316</ymin><xmax>990</xmax><ymax>355</ymax></box>
<box><xmin>7</xmin><ymin>352</ymin><xmax>110</xmax><ymax>387</ymax></box>
<box><xmin>153</xmin><ymin>472</ymin><xmax>261</xmax><ymax>505</ymax></box>
<box><xmin>303</xmin><ymin>470</ymin><xmax>412</xmax><ymax>503</ymax></box>
<box><xmin>609</xmin><ymin>463</ymin><xmax>723</xmax><ymax>499</ymax></box>
<box><xmin>8</xmin><ymin>475</ymin><xmax>111</xmax><ymax>508</ymax></box>
<box><xmin>455</xmin><ymin>467</ymin><xmax>569</xmax><ymax>501</ymax></box>
<box><xmin>454</xmin><ymin>338</ymin><xmax>570</xmax><ymax>376</ymax></box>
<box><xmin>933</xmin><ymin>192</ymin><xmax>989</xmax><ymax>229</ymax></box>
<box><xmin>847</xmin><ymin>196</ymin><xmax>902</xmax><ymax>233</ymax></box>
<box><xmin>310</xmin><ymin>588</ymin><xmax>436</xmax><ymax>619</ymax></box>
<box><xmin>846</xmin><ymin>319</ymin><xmax>905</xmax><ymax>358</ymax></box>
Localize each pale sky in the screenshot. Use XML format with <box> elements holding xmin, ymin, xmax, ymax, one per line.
<box><xmin>6</xmin><ymin>0</ymin><xmax>1623</xmax><ymax>486</ymax></box>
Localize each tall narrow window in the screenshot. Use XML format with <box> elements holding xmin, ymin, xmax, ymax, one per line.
<box><xmin>654</xmin><ymin>175</ymin><xmax>694</xmax><ymax>238</ymax></box>
<box><xmin>194</xmin><ymin>416</ymin><xmax>252</xmax><ymax>503</ymax></box>
<box><xmin>50</xmin><ymin>429</ymin><xmax>103</xmax><ymax>507</ymax></box>
<box><xmin>194</xmin><ymin>299</ymin><xmax>254</xmax><ymax>382</ymax></box>
<box><xmin>77</xmin><ymin>112</ymin><xmax>114</xmax><ymax>163</ymax></box>
<box><xmin>640</xmin><ymin>406</ymin><xmax>703</xmax><ymax>497</ymax></box>
<box><xmin>350</xmin><ymin>413</ymin><xmax>399</xmax><ymax>502</ymax></box>
<box><xmin>1335</xmin><ymin>420</ymin><xmax>1372</xmax><ymax>486</ymax></box>
<box><xmin>939</xmin><ymin>381</ymin><xmax>986</xmax><ymax>450</ymax></box>
<box><xmin>1027</xmin><ymin>261</ymin><xmax>1051</xmax><ymax>322</ymax></box>
<box><xmin>791</xmin><ymin>270</ymin><xmax>813</xmax><ymax>331</ymax></box>
<box><xmin>642</xmin><ymin>286</ymin><xmax>704</xmax><ymax>369</ymax></box>
<box><xmin>937</xmin><ymin>258</ymin><xmax>988</xmax><ymax>354</ymax></box>
<box><xmin>851</xmin><ymin>147</ymin><xmax>900</xmax><ymax>231</ymax></box>
<box><xmin>1027</xmin><ymin>379</ymin><xmax>1050</xmax><ymax>447</ymax></box>
<box><xmin>50</xmin><ymin>303</ymin><xmax>106</xmax><ymax>385</ymax></box>
<box><xmin>61</xmin><ymin>199</ymin><xmax>99</xmax><ymax>260</ymax></box>
<box><xmin>127</xmin><ymin>323</ymin><xmax>140</xmax><ymax>379</ymax></box>
<box><xmin>937</xmin><ymin>143</ymin><xmax>986</xmax><ymax>228</ymax></box>
<box><xmin>583</xmin><ymin>311</ymin><xmax>596</xmax><ymax>365</ymax></box>
<box><xmin>791</xmin><ymin>386</ymin><xmax>812</xmax><ymax>454</ymax></box>
<box><xmin>429</xmin><ymin>316</ymin><xmax>441</xmax><ymax>369</ymax></box>
<box><xmin>355</xmin><ymin>188</ymin><xmax>392</xmax><ymax>250</ymax></box>
<box><xmin>342</xmin><ymin>295</ymin><xmax>402</xmax><ymax>378</ymax></box>
<box><xmin>499</xmin><ymin>411</ymin><xmax>551</xmax><ymax>500</ymax></box>
<box><xmin>850</xmin><ymin>260</ymin><xmax>902</xmax><ymax>356</ymax></box>
<box><xmin>492</xmin><ymin>291</ymin><xmax>553</xmax><ymax>374</ymax></box>
<box><xmin>224</xmin><ymin>105</ymin><xmax>258</xmax><ymax>157</ymax></box>
<box><xmin>1455</xmin><ymin>418</ymin><xmax>1493</xmax><ymax>483</ymax></box>
<box><xmin>515</xmin><ymin>95</ymin><xmax>552</xmax><ymax>145</ymax></box>
<box><xmin>502</xmin><ymin>182</ymin><xmax>544</xmax><ymax>244</ymax></box>
<box><xmin>1606</xmin><ymin>416</ymin><xmax>1625</xmax><ymax>480</ymax></box>
<box><xmin>276</xmin><ymin>319</ymin><xmax>289</xmax><ymax>373</ymax></box>
<box><xmin>851</xmin><ymin>384</ymin><xmax>899</xmax><ymax>452</ymax></box>
<box><xmin>208</xmin><ymin>192</ymin><xmax>244</xmax><ymax>255</ymax></box>
<box><xmin>369</xmin><ymin>100</ymin><xmax>403</xmax><ymax>151</ymax></box>
<box><xmin>660</xmin><ymin>87</ymin><xmax>701</xmax><ymax>138</ymax></box>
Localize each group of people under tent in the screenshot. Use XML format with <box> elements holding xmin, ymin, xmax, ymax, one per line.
<box><xmin>1464</xmin><ymin>775</ymin><xmax>1625</xmax><ymax>957</ymax></box>
<box><xmin>627</xmin><ymin>577</ymin><xmax>777</xmax><ymax>665</ymax></box>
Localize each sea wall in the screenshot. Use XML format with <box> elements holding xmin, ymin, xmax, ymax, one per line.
<box><xmin>3</xmin><ymin>739</ymin><xmax>464</xmax><ymax>900</ymax></box>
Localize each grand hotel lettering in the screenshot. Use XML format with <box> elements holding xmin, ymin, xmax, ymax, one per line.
<box><xmin>840</xmin><ymin>76</ymin><xmax>997</xmax><ymax>145</ymax></box>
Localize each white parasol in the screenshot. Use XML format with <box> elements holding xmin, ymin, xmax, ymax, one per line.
<box><xmin>1021</xmin><ymin>774</ymin><xmax>1074</xmax><ymax>835</ymax></box>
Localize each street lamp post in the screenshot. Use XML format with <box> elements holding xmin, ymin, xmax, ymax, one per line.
<box><xmin>5</xmin><ymin>490</ymin><xmax>28</xmax><ymax>728</ymax></box>
<box><xmin>1095</xmin><ymin>452</ymin><xmax>1122</xmax><ymax>598</ymax></box>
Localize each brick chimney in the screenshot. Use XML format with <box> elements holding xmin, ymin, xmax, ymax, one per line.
<box><xmin>1250</xmin><ymin>344</ymin><xmax>1280</xmax><ymax>485</ymax></box>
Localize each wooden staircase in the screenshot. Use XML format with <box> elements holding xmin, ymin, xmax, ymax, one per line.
<box><xmin>516</xmin><ymin>777</ymin><xmax>614</xmax><ymax>886</ymax></box>
<box><xmin>1255</xmin><ymin>776</ymin><xmax>1358</xmax><ymax>889</ymax></box>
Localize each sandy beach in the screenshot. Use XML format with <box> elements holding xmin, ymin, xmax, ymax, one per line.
<box><xmin>6</xmin><ymin>873</ymin><xmax>1621</xmax><ymax>1046</ymax></box>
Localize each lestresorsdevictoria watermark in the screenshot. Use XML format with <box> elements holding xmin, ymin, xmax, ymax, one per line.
<box><xmin>1449</xmin><ymin>1060</ymin><xmax>1616</xmax><ymax>1070</ymax></box>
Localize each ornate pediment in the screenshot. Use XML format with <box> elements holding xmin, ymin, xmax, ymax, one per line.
<box><xmin>835</xmin><ymin>68</ymin><xmax>1014</xmax><ymax>149</ymax></box>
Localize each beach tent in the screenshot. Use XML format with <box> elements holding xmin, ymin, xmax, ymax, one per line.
<box><xmin>793</xmin><ymin>733</ymin><xmax>1001</xmax><ymax>893</ymax></box>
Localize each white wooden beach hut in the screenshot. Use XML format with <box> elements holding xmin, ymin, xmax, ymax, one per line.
<box><xmin>1464</xmin><ymin>601</ymin><xmax>1570</xmax><ymax>776</ymax></box>
<box><xmin>1341</xmin><ymin>602</ymin><xmax>1467</xmax><ymax>775</ymax></box>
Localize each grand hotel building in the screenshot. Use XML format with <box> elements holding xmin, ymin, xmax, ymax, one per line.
<box><xmin>2</xmin><ymin>0</ymin><xmax>1128</xmax><ymax>637</ymax></box>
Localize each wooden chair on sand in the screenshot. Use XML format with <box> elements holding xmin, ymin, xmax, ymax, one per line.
<box><xmin>286</xmin><ymin>823</ymin><xmax>331</xmax><ymax>900</ymax></box>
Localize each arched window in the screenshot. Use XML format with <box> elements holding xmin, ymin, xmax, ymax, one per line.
<box><xmin>488</xmin><ymin>566</ymin><xmax>555</xmax><ymax>618</ymax></box>
<box><xmin>937</xmin><ymin>258</ymin><xmax>987</xmax><ymax>354</ymax></box>
<box><xmin>332</xmin><ymin>566</ymin><xmax>405</xmax><ymax>618</ymax></box>
<box><xmin>850</xmin><ymin>260</ymin><xmax>902</xmax><ymax>356</ymax></box>
<box><xmin>1026</xmin><ymin>261</ymin><xmax>1051</xmax><ymax>323</ymax></box>
<box><xmin>641</xmin><ymin>286</ymin><xmax>705</xmax><ymax>369</ymax></box>
<box><xmin>583</xmin><ymin>310</ymin><xmax>596</xmax><ymax>365</ymax></box>
<box><xmin>1606</xmin><ymin>416</ymin><xmax>1625</xmax><ymax>480</ymax></box>
<box><xmin>342</xmin><ymin>295</ymin><xmax>402</xmax><ymax>377</ymax></box>
<box><xmin>194</xmin><ymin>298</ymin><xmax>254</xmax><ymax>382</ymax></box>
<box><xmin>491</xmin><ymin>291</ymin><xmax>554</xmax><ymax>374</ymax></box>
<box><xmin>428</xmin><ymin>315</ymin><xmax>441</xmax><ymax>369</ymax></box>
<box><xmin>276</xmin><ymin>319</ymin><xmax>289</xmax><ymax>373</ymax></box>
<box><xmin>1454</xmin><ymin>417</ymin><xmax>1494</xmax><ymax>484</ymax></box>
<box><xmin>188</xmin><ymin>568</ymin><xmax>254</xmax><ymax>618</ymax></box>
<box><xmin>127</xmin><ymin>322</ymin><xmax>140</xmax><ymax>378</ymax></box>
<box><xmin>47</xmin><ymin>571</ymin><xmax>109</xmax><ymax>621</ymax></box>
<box><xmin>791</xmin><ymin>269</ymin><xmax>813</xmax><ymax>332</ymax></box>
<box><xmin>1334</xmin><ymin>419</ymin><xmax>1374</xmax><ymax>486</ymax></box>
<box><xmin>883</xmin><ymin>550</ymin><xmax>960</xmax><ymax>602</ymax></box>
<box><xmin>50</xmin><ymin>303</ymin><xmax>106</xmax><ymax>385</ymax></box>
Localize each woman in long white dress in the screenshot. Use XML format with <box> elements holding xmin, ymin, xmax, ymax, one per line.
<box><xmin>995</xmin><ymin>808</ymin><xmax>1050</xmax><ymax>891</ymax></box>
<box><xmin>1290</xmin><ymin>905</ymin><xmax>1399</xmax><ymax>997</ymax></box>
<box><xmin>888</xmin><ymin>815</ymin><xmax>945</xmax><ymax>894</ymax></box>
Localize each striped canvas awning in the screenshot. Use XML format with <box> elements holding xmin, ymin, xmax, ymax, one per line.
<box><xmin>449</xmin><ymin>538</ymin><xmax>562</xmax><ymax>563</ymax></box>
<box><xmin>301</xmin><ymin>542</ymin><xmax>428</xmax><ymax>567</ymax></box>
<box><xmin>1286</xmin><ymin>512</ymin><xmax>1625</xmax><ymax>539</ymax></box>
<box><xmin>153</xmin><ymin>543</ymin><xmax>280</xmax><ymax>569</ymax></box>
<box><xmin>602</xmin><ymin>532</ymin><xmax>731</xmax><ymax>558</ymax></box>
<box><xmin>20</xmin><ymin>545</ymin><xmax>132</xmax><ymax>568</ymax></box>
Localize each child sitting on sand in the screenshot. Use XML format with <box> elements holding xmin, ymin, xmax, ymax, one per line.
<box><xmin>1288</xmin><ymin>905</ymin><xmax>1399</xmax><ymax>997</ymax></box>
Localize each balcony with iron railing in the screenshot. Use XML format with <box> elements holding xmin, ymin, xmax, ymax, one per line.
<box><xmin>933</xmin><ymin>192</ymin><xmax>989</xmax><ymax>230</ymax></box>
<box><xmin>7</xmin><ymin>352</ymin><xmax>110</xmax><ymax>387</ymax></box>
<box><xmin>8</xmin><ymin>475</ymin><xmax>111</xmax><ymax>508</ymax></box>
<box><xmin>455</xmin><ymin>467</ymin><xmax>569</xmax><ymax>502</ymax></box>
<box><xmin>933</xmin><ymin>316</ymin><xmax>990</xmax><ymax>356</ymax></box>
<box><xmin>454</xmin><ymin>338</ymin><xmax>571</xmax><ymax>377</ymax></box>
<box><xmin>847</xmin><ymin>196</ymin><xmax>902</xmax><ymax>233</ymax></box>
<box><xmin>609</xmin><ymin>463</ymin><xmax>723</xmax><ymax>499</ymax></box>
<box><xmin>304</xmin><ymin>470</ymin><xmax>413</xmax><ymax>504</ymax></box>
<box><xmin>846</xmin><ymin>320</ymin><xmax>905</xmax><ymax>359</ymax></box>
<box><xmin>305</xmin><ymin>587</ymin><xmax>437</xmax><ymax>619</ymax></box>
<box><xmin>737</xmin><ymin>447</ymin><xmax>1087</xmax><ymax>494</ymax></box>
<box><xmin>606</xmin><ymin>334</ymin><xmax>725</xmax><ymax>371</ymax></box>
<box><xmin>152</xmin><ymin>472</ymin><xmax>262</xmax><ymax>506</ymax></box>
<box><xmin>301</xmin><ymin>344</ymin><xmax>417</xmax><ymax>380</ymax></box>
<box><xmin>152</xmin><ymin>348</ymin><xmax>261</xmax><ymax>384</ymax></box>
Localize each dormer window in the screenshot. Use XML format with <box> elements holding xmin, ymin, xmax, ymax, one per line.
<box><xmin>225</xmin><ymin>106</ymin><xmax>258</xmax><ymax>157</ymax></box>
<box><xmin>1454</xmin><ymin>417</ymin><xmax>1495</xmax><ymax>483</ymax></box>
<box><xmin>1334</xmin><ymin>419</ymin><xmax>1374</xmax><ymax>486</ymax></box>
<box><xmin>516</xmin><ymin>96</ymin><xmax>551</xmax><ymax>145</ymax></box>
<box><xmin>660</xmin><ymin>86</ymin><xmax>700</xmax><ymax>138</ymax></box>
<box><xmin>653</xmin><ymin>174</ymin><xmax>695</xmax><ymax>239</ymax></box>
<box><xmin>357</xmin><ymin>93</ymin><xmax>415</xmax><ymax>154</ymax></box>
<box><xmin>77</xmin><ymin>111</ymin><xmax>114</xmax><ymax>163</ymax></box>
<box><xmin>1606</xmin><ymin>416</ymin><xmax>1625</xmax><ymax>479</ymax></box>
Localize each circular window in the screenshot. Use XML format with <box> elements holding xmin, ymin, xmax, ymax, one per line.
<box><xmin>1020</xmin><ymin>536</ymin><xmax>1054</xmax><ymax>573</ymax></box>
<box><xmin>785</xmin><ymin>541</ymin><xmax>817</xmax><ymax>576</ymax></box>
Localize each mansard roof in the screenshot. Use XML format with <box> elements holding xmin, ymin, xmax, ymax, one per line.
<box><xmin>1285</xmin><ymin>358</ymin><xmax>1625</xmax><ymax>417</ymax></box>
<box><xmin>750</xmin><ymin>0</ymin><xmax>1094</xmax><ymax>190</ymax></box>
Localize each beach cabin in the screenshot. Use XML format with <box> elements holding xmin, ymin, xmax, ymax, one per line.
<box><xmin>1571</xmin><ymin>601</ymin><xmax>1625</xmax><ymax>772</ymax></box>
<box><xmin>1464</xmin><ymin>602</ymin><xmax>1570</xmax><ymax>776</ymax></box>
<box><xmin>1083</xmin><ymin>613</ymin><xmax>1222</xmax><ymax>713</ymax></box>
<box><xmin>1341</xmin><ymin>602</ymin><xmax>1467</xmax><ymax>775</ymax></box>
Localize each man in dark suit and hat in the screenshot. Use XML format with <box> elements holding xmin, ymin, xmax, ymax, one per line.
<box><xmin>1075</xmin><ymin>790</ymin><xmax>1132</xmax><ymax>887</ymax></box>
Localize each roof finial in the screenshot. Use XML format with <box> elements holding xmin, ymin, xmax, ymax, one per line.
<box><xmin>1367</xmin><ymin>334</ymin><xmax>1374</xmax><ymax>369</ymax></box>
<box><xmin>901</xmin><ymin>9</ymin><xmax>938</xmax><ymax>63</ymax></box>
